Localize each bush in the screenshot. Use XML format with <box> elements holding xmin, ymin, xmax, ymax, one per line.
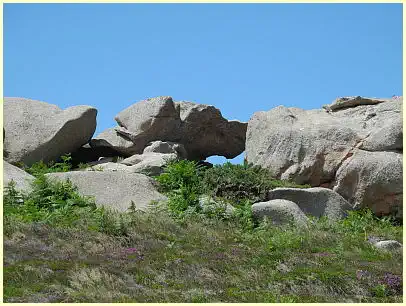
<box><xmin>3</xmin><ymin>180</ymin><xmax>25</xmax><ymax>206</ymax></box>
<box><xmin>21</xmin><ymin>154</ymin><xmax>73</xmax><ymax>177</ymax></box>
<box><xmin>155</xmin><ymin>160</ymin><xmax>206</xmax><ymax>217</ymax></box>
<box><xmin>155</xmin><ymin>160</ymin><xmax>204</xmax><ymax>193</ymax></box>
<box><xmin>4</xmin><ymin>174</ymin><xmax>137</xmax><ymax>237</ymax></box>
<box><xmin>4</xmin><ymin>174</ymin><xmax>96</xmax><ymax>223</ymax></box>
<box><xmin>231</xmin><ymin>199</ymin><xmax>255</xmax><ymax>231</ymax></box>
<box><xmin>201</xmin><ymin>161</ymin><xmax>309</xmax><ymax>204</ymax></box>
<box><xmin>155</xmin><ymin>160</ymin><xmax>310</xmax><ymax>222</ymax></box>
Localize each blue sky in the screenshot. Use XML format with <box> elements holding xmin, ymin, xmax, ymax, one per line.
<box><xmin>4</xmin><ymin>3</ymin><xmax>402</xmax><ymax>164</ymax></box>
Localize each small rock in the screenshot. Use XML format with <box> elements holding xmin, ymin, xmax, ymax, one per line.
<box><xmin>120</xmin><ymin>152</ymin><xmax>178</xmax><ymax>176</ymax></box>
<box><xmin>251</xmin><ymin>199</ymin><xmax>308</xmax><ymax>226</ymax></box>
<box><xmin>374</xmin><ymin>240</ymin><xmax>402</xmax><ymax>251</ymax></box>
<box><xmin>267</xmin><ymin>187</ymin><xmax>353</xmax><ymax>220</ymax></box>
<box><xmin>143</xmin><ymin>141</ymin><xmax>188</xmax><ymax>159</ymax></box>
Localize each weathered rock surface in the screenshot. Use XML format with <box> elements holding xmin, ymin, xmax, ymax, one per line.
<box><xmin>90</xmin><ymin>127</ymin><xmax>138</xmax><ymax>156</ymax></box>
<box><xmin>90</xmin><ymin>96</ymin><xmax>247</xmax><ymax>160</ymax></box>
<box><xmin>333</xmin><ymin>150</ymin><xmax>403</xmax><ymax>218</ymax></box>
<box><xmin>120</xmin><ymin>152</ymin><xmax>178</xmax><ymax>176</ymax></box>
<box><xmin>87</xmin><ymin>162</ymin><xmax>129</xmax><ymax>172</ymax></box>
<box><xmin>143</xmin><ymin>141</ymin><xmax>188</xmax><ymax>159</ymax></box>
<box><xmin>322</xmin><ymin>96</ymin><xmax>391</xmax><ymax>112</ymax></box>
<box><xmin>246</xmin><ymin>96</ymin><xmax>403</xmax><ymax>217</ymax></box>
<box><xmin>86</xmin><ymin>151</ymin><xmax>177</xmax><ymax>176</ymax></box>
<box><xmin>174</xmin><ymin>101</ymin><xmax>247</xmax><ymax>160</ymax></box>
<box><xmin>4</xmin><ymin>97</ymin><xmax>97</xmax><ymax>166</ymax></box>
<box><xmin>267</xmin><ymin>187</ymin><xmax>353</xmax><ymax>220</ymax></box>
<box><xmin>246</xmin><ymin>106</ymin><xmax>362</xmax><ymax>186</ymax></box>
<box><xmin>251</xmin><ymin>199</ymin><xmax>309</xmax><ymax>226</ymax></box>
<box><xmin>3</xmin><ymin>160</ymin><xmax>35</xmax><ymax>193</ymax></box>
<box><xmin>46</xmin><ymin>171</ymin><xmax>167</xmax><ymax>212</ymax></box>
<box><xmin>360</xmin><ymin>117</ymin><xmax>402</xmax><ymax>151</ymax></box>
<box><xmin>373</xmin><ymin>240</ymin><xmax>403</xmax><ymax>251</ymax></box>
<box><xmin>115</xmin><ymin>96</ymin><xmax>181</xmax><ymax>142</ymax></box>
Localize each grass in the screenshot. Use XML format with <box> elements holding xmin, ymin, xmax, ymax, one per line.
<box><xmin>3</xmin><ymin>207</ymin><xmax>402</xmax><ymax>302</ymax></box>
<box><xmin>3</xmin><ymin>158</ymin><xmax>403</xmax><ymax>302</ymax></box>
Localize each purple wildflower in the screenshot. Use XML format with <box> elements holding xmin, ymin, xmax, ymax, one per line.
<box><xmin>381</xmin><ymin>273</ymin><xmax>402</xmax><ymax>292</ymax></box>
<box><xmin>231</xmin><ymin>248</ymin><xmax>240</xmax><ymax>256</ymax></box>
<box><xmin>124</xmin><ymin>247</ymin><xmax>138</xmax><ymax>254</ymax></box>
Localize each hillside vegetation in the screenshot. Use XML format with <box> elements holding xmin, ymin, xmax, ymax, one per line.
<box><xmin>3</xmin><ymin>157</ymin><xmax>403</xmax><ymax>302</ymax></box>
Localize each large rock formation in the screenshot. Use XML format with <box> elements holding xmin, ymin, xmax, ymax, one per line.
<box><xmin>246</xmin><ymin>96</ymin><xmax>403</xmax><ymax>218</ymax></box>
<box><xmin>46</xmin><ymin>171</ymin><xmax>167</xmax><ymax>212</ymax></box>
<box><xmin>174</xmin><ymin>101</ymin><xmax>247</xmax><ymax>160</ymax></box>
<box><xmin>4</xmin><ymin>97</ymin><xmax>97</xmax><ymax>166</ymax></box>
<box><xmin>90</xmin><ymin>96</ymin><xmax>247</xmax><ymax>160</ymax></box>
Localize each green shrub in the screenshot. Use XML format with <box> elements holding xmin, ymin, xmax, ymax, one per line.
<box><xmin>231</xmin><ymin>199</ymin><xmax>255</xmax><ymax>231</ymax></box>
<box><xmin>201</xmin><ymin>161</ymin><xmax>309</xmax><ymax>204</ymax></box>
<box><xmin>4</xmin><ymin>175</ymin><xmax>96</xmax><ymax>223</ymax></box>
<box><xmin>27</xmin><ymin>175</ymin><xmax>93</xmax><ymax>211</ymax></box>
<box><xmin>340</xmin><ymin>209</ymin><xmax>396</xmax><ymax>236</ymax></box>
<box><xmin>22</xmin><ymin>153</ymin><xmax>73</xmax><ymax>177</ymax></box>
<box><xmin>372</xmin><ymin>284</ymin><xmax>388</xmax><ymax>298</ymax></box>
<box><xmin>3</xmin><ymin>180</ymin><xmax>26</xmax><ymax>215</ymax></box>
<box><xmin>3</xmin><ymin>175</ymin><xmax>135</xmax><ymax>236</ymax></box>
<box><xmin>166</xmin><ymin>186</ymin><xmax>200</xmax><ymax>214</ymax></box>
<box><xmin>4</xmin><ymin>180</ymin><xmax>24</xmax><ymax>204</ymax></box>
<box><xmin>156</xmin><ymin>160</ymin><xmax>310</xmax><ymax>223</ymax></box>
<box><xmin>155</xmin><ymin>160</ymin><xmax>206</xmax><ymax>217</ymax></box>
<box><xmin>155</xmin><ymin>160</ymin><xmax>204</xmax><ymax>193</ymax></box>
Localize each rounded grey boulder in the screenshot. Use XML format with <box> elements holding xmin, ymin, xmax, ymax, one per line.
<box><xmin>90</xmin><ymin>127</ymin><xmax>138</xmax><ymax>156</ymax></box>
<box><xmin>120</xmin><ymin>152</ymin><xmax>178</xmax><ymax>176</ymax></box>
<box><xmin>174</xmin><ymin>101</ymin><xmax>247</xmax><ymax>160</ymax></box>
<box><xmin>251</xmin><ymin>199</ymin><xmax>309</xmax><ymax>226</ymax></box>
<box><xmin>115</xmin><ymin>96</ymin><xmax>181</xmax><ymax>141</ymax></box>
<box><xmin>143</xmin><ymin>141</ymin><xmax>188</xmax><ymax>159</ymax></box>
<box><xmin>45</xmin><ymin>171</ymin><xmax>167</xmax><ymax>212</ymax></box>
<box><xmin>4</xmin><ymin>97</ymin><xmax>97</xmax><ymax>166</ymax></box>
<box><xmin>3</xmin><ymin>160</ymin><xmax>35</xmax><ymax>194</ymax></box>
<box><xmin>267</xmin><ymin>187</ymin><xmax>353</xmax><ymax>220</ymax></box>
<box><xmin>374</xmin><ymin>240</ymin><xmax>402</xmax><ymax>251</ymax></box>
<box><xmin>333</xmin><ymin>150</ymin><xmax>402</xmax><ymax>218</ymax></box>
